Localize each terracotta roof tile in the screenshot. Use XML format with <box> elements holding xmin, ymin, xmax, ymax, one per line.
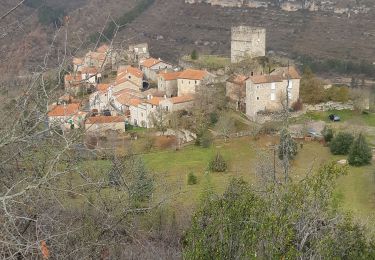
<box><xmin>73</xmin><ymin>57</ymin><xmax>83</xmax><ymax>65</ymax></box>
<box><xmin>81</xmin><ymin>67</ymin><xmax>98</xmax><ymax>74</ymax></box>
<box><xmin>158</xmin><ymin>71</ymin><xmax>181</xmax><ymax>81</ymax></box>
<box><xmin>129</xmin><ymin>98</ymin><xmax>142</xmax><ymax>106</ymax></box>
<box><xmin>227</xmin><ymin>74</ymin><xmax>248</xmax><ymax>85</ymax></box>
<box><xmin>118</xmin><ymin>66</ymin><xmax>143</xmax><ymax>79</ymax></box>
<box><xmin>145</xmin><ymin>97</ymin><xmax>162</xmax><ymax>106</ymax></box>
<box><xmin>141</xmin><ymin>58</ymin><xmax>161</xmax><ymax>68</ymax></box>
<box><xmin>97</xmin><ymin>84</ymin><xmax>110</xmax><ymax>92</ymax></box>
<box><xmin>178</xmin><ymin>69</ymin><xmax>208</xmax><ymax>80</ymax></box>
<box><xmin>86</xmin><ymin>116</ymin><xmax>124</xmax><ymax>124</ymax></box>
<box><xmin>169</xmin><ymin>95</ymin><xmax>195</xmax><ymax>104</ymax></box>
<box><xmin>249</xmin><ymin>75</ymin><xmax>283</xmax><ymax>84</ymax></box>
<box><xmin>48</xmin><ymin>103</ymin><xmax>80</xmax><ymax>117</ymax></box>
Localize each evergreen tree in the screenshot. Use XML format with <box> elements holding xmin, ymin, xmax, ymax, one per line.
<box><xmin>330</xmin><ymin>132</ymin><xmax>354</xmax><ymax>155</ymax></box>
<box><xmin>191</xmin><ymin>49</ymin><xmax>198</xmax><ymax>60</ymax></box>
<box><xmin>348</xmin><ymin>134</ymin><xmax>372</xmax><ymax>166</ymax></box>
<box><xmin>278</xmin><ymin>129</ymin><xmax>298</xmax><ymax>161</ymax></box>
<box><xmin>208</xmin><ymin>153</ymin><xmax>228</xmax><ymax>172</ymax></box>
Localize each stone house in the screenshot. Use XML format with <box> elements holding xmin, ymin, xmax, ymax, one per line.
<box><xmin>129</xmin><ymin>43</ymin><xmax>150</xmax><ymax>64</ymax></box>
<box><xmin>245</xmin><ymin>67</ymin><xmax>301</xmax><ymax>119</ymax></box>
<box><xmin>85</xmin><ymin>116</ymin><xmax>125</xmax><ymax>135</ymax></box>
<box><xmin>81</xmin><ymin>67</ymin><xmax>101</xmax><ymax>85</ymax></box>
<box><xmin>73</xmin><ymin>58</ymin><xmax>84</xmax><ymax>73</ymax></box>
<box><xmin>129</xmin><ymin>96</ymin><xmax>161</xmax><ymax>128</ymax></box>
<box><xmin>47</xmin><ymin>103</ymin><xmax>86</xmax><ymax>129</ymax></box>
<box><xmin>113</xmin><ymin>66</ymin><xmax>144</xmax><ymax>92</ymax></box>
<box><xmin>140</xmin><ymin>58</ymin><xmax>173</xmax><ymax>82</ymax></box>
<box><xmin>89</xmin><ymin>84</ymin><xmax>112</xmax><ymax>113</ymax></box>
<box><xmin>111</xmin><ymin>88</ymin><xmax>145</xmax><ymax>116</ymax></box>
<box><xmin>159</xmin><ymin>95</ymin><xmax>195</xmax><ymax>112</ymax></box>
<box><xmin>64</xmin><ymin>73</ymin><xmax>83</xmax><ymax>95</ymax></box>
<box><xmin>157</xmin><ymin>71</ymin><xmax>182</xmax><ymax>97</ymax></box>
<box><xmin>177</xmin><ymin>69</ymin><xmax>213</xmax><ymax>96</ymax></box>
<box><xmin>226</xmin><ymin>74</ymin><xmax>248</xmax><ymax>112</ymax></box>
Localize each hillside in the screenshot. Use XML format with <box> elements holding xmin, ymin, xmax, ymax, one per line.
<box><xmin>1</xmin><ymin>0</ymin><xmax>375</xmax><ymax>80</ymax></box>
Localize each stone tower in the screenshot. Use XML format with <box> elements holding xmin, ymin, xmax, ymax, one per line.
<box><xmin>231</xmin><ymin>26</ymin><xmax>266</xmax><ymax>63</ymax></box>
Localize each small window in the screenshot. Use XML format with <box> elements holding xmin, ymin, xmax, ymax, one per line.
<box><xmin>271</xmin><ymin>83</ymin><xmax>276</xmax><ymax>90</ymax></box>
<box><xmin>256</xmin><ymin>85</ymin><xmax>260</xmax><ymax>89</ymax></box>
<box><xmin>195</xmin><ymin>80</ymin><xmax>197</xmax><ymax>84</ymax></box>
<box><xmin>128</xmin><ymin>75</ymin><xmax>131</xmax><ymax>79</ymax></box>
<box><xmin>256</xmin><ymin>97</ymin><xmax>260</xmax><ymax>100</ymax></box>
<box><xmin>251</xmin><ymin>71</ymin><xmax>254</xmax><ymax>76</ymax></box>
<box><xmin>271</xmin><ymin>93</ymin><xmax>276</xmax><ymax>101</ymax></box>
<box><xmin>288</xmin><ymin>80</ymin><xmax>293</xmax><ymax>89</ymax></box>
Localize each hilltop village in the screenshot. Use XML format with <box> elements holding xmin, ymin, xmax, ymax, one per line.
<box><xmin>48</xmin><ymin>25</ymin><xmax>302</xmax><ymax>136</ymax></box>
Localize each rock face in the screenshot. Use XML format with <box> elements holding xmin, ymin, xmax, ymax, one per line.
<box><xmin>231</xmin><ymin>26</ymin><xmax>266</xmax><ymax>63</ymax></box>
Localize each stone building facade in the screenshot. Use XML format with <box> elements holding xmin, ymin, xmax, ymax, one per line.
<box><xmin>231</xmin><ymin>26</ymin><xmax>266</xmax><ymax>63</ymax></box>
<box><xmin>245</xmin><ymin>67</ymin><xmax>301</xmax><ymax>120</ymax></box>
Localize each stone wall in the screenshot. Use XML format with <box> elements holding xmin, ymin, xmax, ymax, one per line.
<box><xmin>231</xmin><ymin>26</ymin><xmax>266</xmax><ymax>63</ymax></box>
<box><xmin>305</xmin><ymin>101</ymin><xmax>354</xmax><ymax>111</ymax></box>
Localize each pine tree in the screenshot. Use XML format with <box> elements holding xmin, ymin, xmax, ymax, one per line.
<box><xmin>330</xmin><ymin>132</ymin><xmax>354</xmax><ymax>155</ymax></box>
<box><xmin>191</xmin><ymin>49</ymin><xmax>198</xmax><ymax>60</ymax></box>
<box><xmin>278</xmin><ymin>129</ymin><xmax>298</xmax><ymax>161</ymax></box>
<box><xmin>348</xmin><ymin>134</ymin><xmax>372</xmax><ymax>166</ymax></box>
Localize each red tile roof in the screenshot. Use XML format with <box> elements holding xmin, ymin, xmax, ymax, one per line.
<box><xmin>141</xmin><ymin>58</ymin><xmax>161</xmax><ymax>68</ymax></box>
<box><xmin>227</xmin><ymin>74</ymin><xmax>248</xmax><ymax>85</ymax></box>
<box><xmin>81</xmin><ymin>67</ymin><xmax>98</xmax><ymax>74</ymax></box>
<box><xmin>64</xmin><ymin>73</ymin><xmax>81</xmax><ymax>82</ymax></box>
<box><xmin>86</xmin><ymin>116</ymin><xmax>124</xmax><ymax>124</ymax></box>
<box><xmin>178</xmin><ymin>69</ymin><xmax>208</xmax><ymax>80</ymax></box>
<box><xmin>97</xmin><ymin>84</ymin><xmax>110</xmax><ymax>92</ymax></box>
<box><xmin>48</xmin><ymin>103</ymin><xmax>80</xmax><ymax>117</ymax></box>
<box><xmin>118</xmin><ymin>66</ymin><xmax>143</xmax><ymax>79</ymax></box>
<box><xmin>73</xmin><ymin>57</ymin><xmax>83</xmax><ymax>65</ymax></box>
<box><xmin>249</xmin><ymin>75</ymin><xmax>283</xmax><ymax>84</ymax></box>
<box><xmin>158</xmin><ymin>71</ymin><xmax>181</xmax><ymax>81</ymax></box>
<box><xmin>145</xmin><ymin>97</ymin><xmax>163</xmax><ymax>106</ymax></box>
<box><xmin>169</xmin><ymin>95</ymin><xmax>195</xmax><ymax>104</ymax></box>
<box><xmin>129</xmin><ymin>98</ymin><xmax>142</xmax><ymax>106</ymax></box>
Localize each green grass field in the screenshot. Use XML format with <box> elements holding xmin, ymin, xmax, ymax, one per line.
<box><xmin>74</xmin><ymin>109</ymin><xmax>375</xmax><ymax>231</ymax></box>
<box><xmin>301</xmin><ymin>110</ymin><xmax>375</xmax><ymax>127</ymax></box>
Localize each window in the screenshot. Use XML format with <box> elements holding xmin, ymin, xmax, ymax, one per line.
<box><xmin>288</xmin><ymin>80</ymin><xmax>293</xmax><ymax>89</ymax></box>
<box><xmin>166</xmin><ymin>106</ymin><xmax>169</xmax><ymax>112</ymax></box>
<box><xmin>271</xmin><ymin>93</ymin><xmax>276</xmax><ymax>101</ymax></box>
<box><xmin>271</xmin><ymin>83</ymin><xmax>276</xmax><ymax>90</ymax></box>
<box><xmin>251</xmin><ymin>71</ymin><xmax>254</xmax><ymax>76</ymax></box>
<box><xmin>128</xmin><ymin>75</ymin><xmax>131</xmax><ymax>79</ymax></box>
<box><xmin>195</xmin><ymin>80</ymin><xmax>197</xmax><ymax>84</ymax></box>
<box><xmin>256</xmin><ymin>97</ymin><xmax>260</xmax><ymax>100</ymax></box>
<box><xmin>256</xmin><ymin>85</ymin><xmax>260</xmax><ymax>89</ymax></box>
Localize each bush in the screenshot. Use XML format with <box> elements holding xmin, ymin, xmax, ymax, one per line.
<box><xmin>208</xmin><ymin>153</ymin><xmax>228</xmax><ymax>172</ymax></box>
<box><xmin>330</xmin><ymin>132</ymin><xmax>354</xmax><ymax>155</ymax></box>
<box><xmin>326</xmin><ymin>86</ymin><xmax>350</xmax><ymax>103</ymax></box>
<box><xmin>196</xmin><ymin>129</ymin><xmax>213</xmax><ymax>148</ymax></box>
<box><xmin>348</xmin><ymin>134</ymin><xmax>372</xmax><ymax>166</ymax></box>
<box><xmin>322</xmin><ymin>126</ymin><xmax>334</xmax><ymax>143</ymax></box>
<box><xmin>187</xmin><ymin>173</ymin><xmax>198</xmax><ymax>185</ymax></box>
<box><xmin>291</xmin><ymin>99</ymin><xmax>303</xmax><ymax>111</ymax></box>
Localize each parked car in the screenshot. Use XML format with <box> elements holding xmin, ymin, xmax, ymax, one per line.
<box><xmin>328</xmin><ymin>114</ymin><xmax>340</xmax><ymax>122</ymax></box>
